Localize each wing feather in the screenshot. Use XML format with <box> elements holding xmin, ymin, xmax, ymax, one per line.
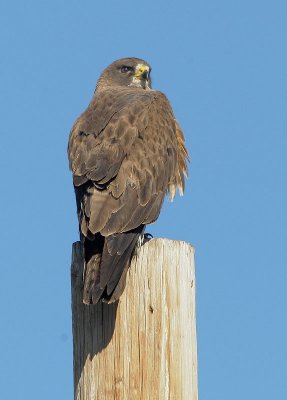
<box><xmin>68</xmin><ymin>87</ymin><xmax>189</xmax><ymax>303</ymax></box>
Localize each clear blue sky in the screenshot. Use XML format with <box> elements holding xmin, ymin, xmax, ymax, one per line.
<box><xmin>1</xmin><ymin>1</ymin><xmax>286</xmax><ymax>398</ymax></box>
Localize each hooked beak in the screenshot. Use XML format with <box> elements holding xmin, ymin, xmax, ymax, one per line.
<box><xmin>135</xmin><ymin>65</ymin><xmax>150</xmax><ymax>80</ymax></box>
<box><xmin>130</xmin><ymin>64</ymin><xmax>151</xmax><ymax>89</ymax></box>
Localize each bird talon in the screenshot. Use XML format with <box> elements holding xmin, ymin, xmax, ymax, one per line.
<box><xmin>139</xmin><ymin>233</ymin><xmax>153</xmax><ymax>246</ymax></box>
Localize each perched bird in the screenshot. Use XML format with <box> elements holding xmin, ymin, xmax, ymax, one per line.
<box><xmin>68</xmin><ymin>57</ymin><xmax>189</xmax><ymax>304</ymax></box>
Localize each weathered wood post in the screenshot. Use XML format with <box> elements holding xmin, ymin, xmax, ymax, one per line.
<box><xmin>71</xmin><ymin>238</ymin><xmax>198</xmax><ymax>400</ymax></box>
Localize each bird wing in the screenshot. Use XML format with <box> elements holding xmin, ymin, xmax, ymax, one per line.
<box><xmin>68</xmin><ymin>88</ymin><xmax>184</xmax><ymax>237</ymax></box>
<box><xmin>68</xmin><ymin>87</ymin><xmax>188</xmax><ymax>302</ymax></box>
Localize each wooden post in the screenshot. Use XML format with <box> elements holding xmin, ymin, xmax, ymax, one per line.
<box><xmin>71</xmin><ymin>238</ymin><xmax>198</xmax><ymax>400</ymax></box>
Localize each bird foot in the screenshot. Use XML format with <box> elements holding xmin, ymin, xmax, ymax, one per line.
<box><xmin>138</xmin><ymin>233</ymin><xmax>153</xmax><ymax>247</ymax></box>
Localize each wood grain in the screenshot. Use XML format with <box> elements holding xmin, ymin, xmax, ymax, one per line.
<box><xmin>71</xmin><ymin>238</ymin><xmax>198</xmax><ymax>400</ymax></box>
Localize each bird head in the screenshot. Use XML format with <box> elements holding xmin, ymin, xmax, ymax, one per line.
<box><xmin>97</xmin><ymin>57</ymin><xmax>152</xmax><ymax>90</ymax></box>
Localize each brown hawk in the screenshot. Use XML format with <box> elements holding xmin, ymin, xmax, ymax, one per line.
<box><xmin>68</xmin><ymin>57</ymin><xmax>189</xmax><ymax>304</ymax></box>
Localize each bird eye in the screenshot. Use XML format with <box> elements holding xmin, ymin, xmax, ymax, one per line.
<box><xmin>121</xmin><ymin>65</ymin><xmax>133</xmax><ymax>73</ymax></box>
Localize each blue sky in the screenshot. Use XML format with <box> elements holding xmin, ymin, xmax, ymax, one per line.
<box><xmin>1</xmin><ymin>0</ymin><xmax>286</xmax><ymax>398</ymax></box>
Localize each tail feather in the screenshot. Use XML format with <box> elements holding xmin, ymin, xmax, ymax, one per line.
<box><xmin>83</xmin><ymin>253</ymin><xmax>101</xmax><ymax>304</ymax></box>
<box><xmin>83</xmin><ymin>225</ymin><xmax>145</xmax><ymax>304</ymax></box>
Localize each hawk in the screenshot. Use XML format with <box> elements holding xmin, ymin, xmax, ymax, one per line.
<box><xmin>68</xmin><ymin>57</ymin><xmax>189</xmax><ymax>304</ymax></box>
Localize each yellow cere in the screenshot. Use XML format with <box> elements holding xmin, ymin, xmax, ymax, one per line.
<box><xmin>135</xmin><ymin>64</ymin><xmax>149</xmax><ymax>77</ymax></box>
